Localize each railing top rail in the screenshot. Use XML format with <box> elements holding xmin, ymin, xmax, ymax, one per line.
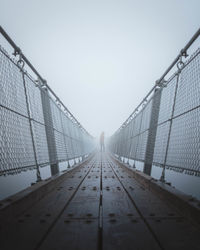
<box><xmin>0</xmin><ymin>26</ymin><xmax>92</xmax><ymax>137</ymax></box>
<box><xmin>114</xmin><ymin>27</ymin><xmax>200</xmax><ymax>135</ymax></box>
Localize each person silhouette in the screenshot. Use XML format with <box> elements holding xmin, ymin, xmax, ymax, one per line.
<box><xmin>100</xmin><ymin>132</ymin><xmax>105</xmax><ymax>152</ymax></box>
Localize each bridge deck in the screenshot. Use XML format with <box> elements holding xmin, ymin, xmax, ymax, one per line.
<box><xmin>1</xmin><ymin>153</ymin><xmax>200</xmax><ymax>250</ymax></box>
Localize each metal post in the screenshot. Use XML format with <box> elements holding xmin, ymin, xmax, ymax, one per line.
<box><xmin>22</xmin><ymin>72</ymin><xmax>41</xmax><ymax>182</ymax></box>
<box><xmin>143</xmin><ymin>87</ymin><xmax>162</xmax><ymax>176</ymax></box>
<box><xmin>160</xmin><ymin>73</ymin><xmax>180</xmax><ymax>182</ymax></box>
<box><xmin>40</xmin><ymin>81</ymin><xmax>59</xmax><ymax>176</ymax></box>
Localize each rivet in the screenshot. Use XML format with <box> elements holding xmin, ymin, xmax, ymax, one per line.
<box><xmin>131</xmin><ymin>219</ymin><xmax>138</xmax><ymax>223</ymax></box>
<box><xmin>127</xmin><ymin>213</ymin><xmax>133</xmax><ymax>217</ymax></box>
<box><xmin>109</xmin><ymin>213</ymin><xmax>115</xmax><ymax>217</ymax></box>
<box><xmin>176</xmin><ymin>218</ymin><xmax>183</xmax><ymax>223</ymax></box>
<box><xmin>86</xmin><ymin>220</ymin><xmax>92</xmax><ymax>224</ymax></box>
<box><xmin>110</xmin><ymin>219</ymin><xmax>116</xmax><ymax>223</ymax></box>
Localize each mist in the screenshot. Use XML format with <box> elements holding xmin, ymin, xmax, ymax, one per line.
<box><xmin>0</xmin><ymin>0</ymin><xmax>200</xmax><ymax>138</ymax></box>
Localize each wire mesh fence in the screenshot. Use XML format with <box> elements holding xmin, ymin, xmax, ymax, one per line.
<box><xmin>0</xmin><ymin>45</ymin><xmax>94</xmax><ymax>177</ymax></box>
<box><xmin>109</xmin><ymin>47</ymin><xmax>200</xmax><ymax>177</ymax></box>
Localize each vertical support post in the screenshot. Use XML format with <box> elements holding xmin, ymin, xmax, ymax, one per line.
<box><xmin>160</xmin><ymin>73</ymin><xmax>180</xmax><ymax>182</ymax></box>
<box><xmin>22</xmin><ymin>72</ymin><xmax>41</xmax><ymax>182</ymax></box>
<box><xmin>143</xmin><ymin>87</ymin><xmax>162</xmax><ymax>175</ymax></box>
<box><xmin>40</xmin><ymin>81</ymin><xmax>59</xmax><ymax>176</ymax></box>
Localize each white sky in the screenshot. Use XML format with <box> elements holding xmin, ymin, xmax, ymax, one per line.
<box><xmin>0</xmin><ymin>0</ymin><xmax>200</xmax><ymax>137</ymax></box>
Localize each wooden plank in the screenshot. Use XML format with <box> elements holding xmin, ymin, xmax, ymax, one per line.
<box><xmin>39</xmin><ymin>219</ymin><xmax>99</xmax><ymax>250</ymax></box>
<box><xmin>108</xmin><ymin>158</ymin><xmax>181</xmax><ymax>218</ymax></box>
<box><xmin>1</xmin><ymin>153</ymin><xmax>200</xmax><ymax>250</ymax></box>
<box><xmin>38</xmin><ymin>158</ymin><xmax>101</xmax><ymax>250</ymax></box>
<box><xmin>106</xmin><ymin>155</ymin><xmax>200</xmax><ymax>250</ymax></box>
<box><xmin>147</xmin><ymin>217</ymin><xmax>200</xmax><ymax>250</ymax></box>
<box><xmin>103</xmin><ymin>217</ymin><xmax>160</xmax><ymax>250</ymax></box>
<box><xmin>101</xmin><ymin>159</ymin><xmax>161</xmax><ymax>250</ymax></box>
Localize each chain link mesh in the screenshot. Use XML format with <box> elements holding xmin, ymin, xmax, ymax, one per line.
<box><xmin>31</xmin><ymin>121</ymin><xmax>49</xmax><ymax>165</ymax></box>
<box><xmin>0</xmin><ymin>107</ymin><xmax>35</xmax><ymax>175</ymax></box>
<box><xmin>0</xmin><ymin>45</ymin><xmax>94</xmax><ymax>176</ymax></box>
<box><xmin>0</xmin><ymin>47</ymin><xmax>28</xmax><ymax>116</ymax></box>
<box><xmin>109</xmin><ymin>47</ymin><xmax>200</xmax><ymax>176</ymax></box>
<box><xmin>158</xmin><ymin>76</ymin><xmax>177</xmax><ymax>124</ymax></box>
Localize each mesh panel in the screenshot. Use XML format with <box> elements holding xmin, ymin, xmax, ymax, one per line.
<box><xmin>166</xmin><ymin>108</ymin><xmax>200</xmax><ymax>171</ymax></box>
<box><xmin>25</xmin><ymin>75</ymin><xmax>45</xmax><ymax>124</ymax></box>
<box><xmin>129</xmin><ymin>136</ymin><xmax>139</xmax><ymax>159</ymax></box>
<box><xmin>140</xmin><ymin>100</ymin><xmax>152</xmax><ymax>132</ymax></box>
<box><xmin>0</xmin><ymin>48</ymin><xmax>28</xmax><ymax>116</ymax></box>
<box><xmin>64</xmin><ymin>135</ymin><xmax>71</xmax><ymax>157</ymax></box>
<box><xmin>55</xmin><ymin>130</ymin><xmax>67</xmax><ymax>161</ymax></box>
<box><xmin>0</xmin><ymin>107</ymin><xmax>35</xmax><ymax>175</ymax></box>
<box><xmin>158</xmin><ymin>76</ymin><xmax>177</xmax><ymax>124</ymax></box>
<box><xmin>60</xmin><ymin>112</ymin><xmax>70</xmax><ymax>135</ymax></box>
<box><xmin>0</xmin><ymin>44</ymin><xmax>94</xmax><ymax>175</ymax></box>
<box><xmin>50</xmin><ymin>99</ymin><xmax>63</xmax><ymax>132</ymax></box>
<box><xmin>109</xmin><ymin>48</ymin><xmax>200</xmax><ymax>175</ymax></box>
<box><xmin>32</xmin><ymin>121</ymin><xmax>49</xmax><ymax>165</ymax></box>
<box><xmin>132</xmin><ymin>112</ymin><xmax>142</xmax><ymax>137</ymax></box>
<box><xmin>153</xmin><ymin>122</ymin><xmax>170</xmax><ymax>165</ymax></box>
<box><xmin>136</xmin><ymin>131</ymin><xmax>148</xmax><ymax>161</ymax></box>
<box><xmin>174</xmin><ymin>50</ymin><xmax>200</xmax><ymax>117</ymax></box>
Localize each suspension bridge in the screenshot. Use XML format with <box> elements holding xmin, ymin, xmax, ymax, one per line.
<box><xmin>0</xmin><ymin>26</ymin><xmax>200</xmax><ymax>250</ymax></box>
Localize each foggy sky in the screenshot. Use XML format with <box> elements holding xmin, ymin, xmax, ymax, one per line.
<box><xmin>0</xmin><ymin>0</ymin><xmax>199</xmax><ymax>137</ymax></box>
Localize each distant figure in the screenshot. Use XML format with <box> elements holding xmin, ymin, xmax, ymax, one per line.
<box><xmin>100</xmin><ymin>132</ymin><xmax>105</xmax><ymax>152</ymax></box>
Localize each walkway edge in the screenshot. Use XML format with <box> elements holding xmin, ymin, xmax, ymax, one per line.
<box><xmin>0</xmin><ymin>154</ymin><xmax>94</xmax><ymax>225</ymax></box>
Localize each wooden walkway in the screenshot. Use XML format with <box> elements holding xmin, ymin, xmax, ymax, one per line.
<box><xmin>1</xmin><ymin>153</ymin><xmax>200</xmax><ymax>250</ymax></box>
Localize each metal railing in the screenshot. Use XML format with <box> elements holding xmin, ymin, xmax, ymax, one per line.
<box><xmin>108</xmin><ymin>28</ymin><xmax>200</xmax><ymax>180</ymax></box>
<box><xmin>0</xmin><ymin>27</ymin><xmax>95</xmax><ymax>180</ymax></box>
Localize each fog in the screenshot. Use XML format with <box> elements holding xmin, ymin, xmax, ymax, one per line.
<box><xmin>0</xmin><ymin>0</ymin><xmax>200</xmax><ymax>137</ymax></box>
